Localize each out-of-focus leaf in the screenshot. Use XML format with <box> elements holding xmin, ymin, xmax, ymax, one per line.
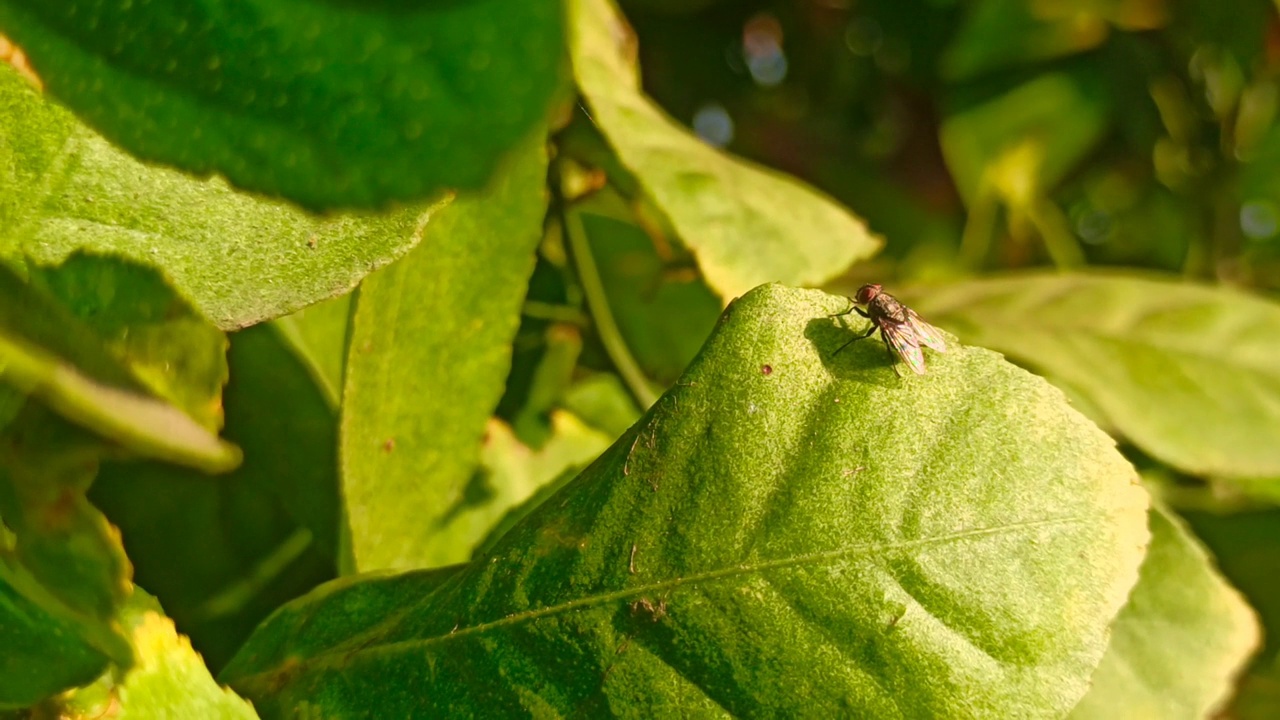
<box><xmin>224</xmin><ymin>284</ymin><xmax>1148</xmax><ymax>718</ymax></box>
<box><xmin>561</xmin><ymin>372</ymin><xmax>642</xmax><ymax>439</ymax></box>
<box><xmin>568</xmin><ymin>0</ymin><xmax>880</xmax><ymax>299</ymax></box>
<box><xmin>0</xmin><ymin>0</ymin><xmax>564</xmax><ymax>210</ymax></box>
<box><xmin>0</xmin><ymin>412</ymin><xmax>134</xmax><ymax>707</ymax></box>
<box><xmin>271</xmin><ymin>294</ymin><xmax>353</xmax><ymax>410</ymax></box>
<box><xmin>941</xmin><ymin>71</ymin><xmax>1111</xmax><ymax>207</ymax></box>
<box><xmin>908</xmin><ymin>272</ymin><xmax>1280</xmax><ymax>480</ymax></box>
<box><xmin>1068</xmin><ymin>505</ymin><xmax>1259</xmax><ymax>719</ymax></box>
<box><xmin>1182</xmin><ymin>508</ymin><xmax>1280</xmax><ymax>662</ymax></box>
<box><xmin>342</xmin><ymin>134</ymin><xmax>548</xmax><ymax>571</ymax></box>
<box><xmin>1229</xmin><ymin>656</ymin><xmax>1280</xmax><ymax>719</ymax></box>
<box><xmin>0</xmin><ymin>532</ymin><xmax>114</xmax><ymax>709</ymax></box>
<box><xmin>581</xmin><ymin>211</ymin><xmax>721</xmax><ymax>387</ymax></box>
<box><xmin>510</xmin><ymin>323</ymin><xmax>583</xmax><ymax>449</ymax></box>
<box><xmin>472</xmin><ymin>412</ymin><xmax>614</xmax><ymax>556</ymax></box>
<box><xmin>0</xmin><ymin>62</ymin><xmax>442</xmax><ymax>330</ymax></box>
<box><xmin>942</xmin><ymin>0</ymin><xmax>1110</xmax><ymax>81</ymax></box>
<box><xmin>51</xmin><ymin>589</ymin><xmax>258</xmax><ymax>720</ymax></box>
<box><xmin>1239</xmin><ymin>120</ymin><xmax>1280</xmax><ymax>242</ymax></box>
<box><xmin>0</xmin><ymin>259</ymin><xmax>237</xmax><ymax>473</ymax></box>
<box><xmin>92</xmin><ymin>323</ymin><xmax>338</xmax><ymax>671</ymax></box>
<box><xmin>31</xmin><ymin>253</ymin><xmax>228</xmax><ymax>432</ymax></box>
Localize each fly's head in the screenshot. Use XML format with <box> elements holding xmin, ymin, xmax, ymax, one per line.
<box><xmin>855</xmin><ymin>283</ymin><xmax>882</xmax><ymax>306</ymax></box>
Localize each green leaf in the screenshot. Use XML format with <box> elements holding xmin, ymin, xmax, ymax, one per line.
<box><xmin>941</xmin><ymin>0</ymin><xmax>1110</xmax><ymax>81</ymax></box>
<box><xmin>0</xmin><ymin>62</ymin><xmax>442</xmax><ymax>330</ymax></box>
<box><xmin>271</xmin><ymin>294</ymin><xmax>352</xmax><ymax>410</ymax></box>
<box><xmin>92</xmin><ymin>323</ymin><xmax>339</xmax><ymax>671</ymax></box>
<box><xmin>1180</xmin><ymin>507</ymin><xmax>1280</xmax><ymax>673</ymax></box>
<box><xmin>509</xmin><ymin>323</ymin><xmax>584</xmax><ymax>449</ymax></box>
<box><xmin>567</xmin><ymin>0</ymin><xmax>880</xmax><ymax>299</ymax></box>
<box><xmin>0</xmin><ymin>0</ymin><xmax>564</xmax><ymax>210</ymax></box>
<box><xmin>342</xmin><ymin>134</ymin><xmax>549</xmax><ymax>571</ymax></box>
<box><xmin>0</xmin><ymin>413</ymin><xmax>134</xmax><ymax>707</ymax></box>
<box><xmin>941</xmin><ymin>71</ymin><xmax>1110</xmax><ymax>207</ymax></box>
<box><xmin>0</xmin><ymin>535</ymin><xmax>114</xmax><ymax>709</ymax></box>
<box><xmin>0</xmin><ymin>261</ymin><xmax>237</xmax><ymax>473</ymax></box>
<box><xmin>473</xmin><ymin>412</ymin><xmax>616</xmax><ymax>557</ymax></box>
<box><xmin>581</xmin><ymin>211</ymin><xmax>722</xmax><ymax>386</ymax></box>
<box><xmin>561</xmin><ymin>372</ymin><xmax>642</xmax><ymax>440</ymax></box>
<box><xmin>51</xmin><ymin>589</ymin><xmax>258</xmax><ymax>719</ymax></box>
<box><xmin>906</xmin><ymin>272</ymin><xmax>1280</xmax><ymax>479</ymax></box>
<box><xmin>1068</xmin><ymin>505</ymin><xmax>1260</xmax><ymax>719</ymax></box>
<box><xmin>30</xmin><ymin>253</ymin><xmax>229</xmax><ymax>432</ymax></box>
<box><xmin>224</xmin><ymin>284</ymin><xmax>1149</xmax><ymax>717</ymax></box>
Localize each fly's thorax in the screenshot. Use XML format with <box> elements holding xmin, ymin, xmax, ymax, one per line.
<box><xmin>869</xmin><ymin>294</ymin><xmax>909</xmax><ymax>324</ymax></box>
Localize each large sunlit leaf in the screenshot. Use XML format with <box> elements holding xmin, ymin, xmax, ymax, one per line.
<box><xmin>0</xmin><ymin>0</ymin><xmax>564</xmax><ymax>210</ymax></box>
<box><xmin>0</xmin><ymin>62</ymin><xmax>442</xmax><ymax>330</ymax></box>
<box><xmin>341</xmin><ymin>134</ymin><xmax>549</xmax><ymax>572</ymax></box>
<box><xmin>568</xmin><ymin>0</ymin><xmax>880</xmax><ymax>299</ymax></box>
<box><xmin>907</xmin><ymin>272</ymin><xmax>1280</xmax><ymax>479</ymax></box>
<box><xmin>1068</xmin><ymin>505</ymin><xmax>1259</xmax><ymax>719</ymax></box>
<box><xmin>223</xmin><ymin>284</ymin><xmax>1148</xmax><ymax>717</ymax></box>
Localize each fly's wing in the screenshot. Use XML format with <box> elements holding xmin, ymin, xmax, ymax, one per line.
<box><xmin>880</xmin><ymin>320</ymin><xmax>926</xmax><ymax>375</ymax></box>
<box><xmin>906</xmin><ymin>309</ymin><xmax>947</xmax><ymax>353</ymax></box>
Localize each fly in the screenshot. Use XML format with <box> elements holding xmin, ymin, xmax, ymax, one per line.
<box><xmin>830</xmin><ymin>283</ymin><xmax>947</xmax><ymax>375</ymax></box>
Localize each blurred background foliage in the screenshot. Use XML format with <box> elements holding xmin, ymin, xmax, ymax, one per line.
<box><xmin>618</xmin><ymin>0</ymin><xmax>1280</xmax><ymax>288</ymax></box>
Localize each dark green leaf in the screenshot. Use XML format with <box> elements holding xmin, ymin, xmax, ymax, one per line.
<box><xmin>568</xmin><ymin>0</ymin><xmax>880</xmax><ymax>299</ymax></box>
<box><xmin>907</xmin><ymin>272</ymin><xmax>1280</xmax><ymax>479</ymax></box>
<box><xmin>342</xmin><ymin>134</ymin><xmax>549</xmax><ymax>571</ymax></box>
<box><xmin>224</xmin><ymin>284</ymin><xmax>1149</xmax><ymax>717</ymax></box>
<box><xmin>0</xmin><ymin>63</ymin><xmax>441</xmax><ymax>330</ymax></box>
<box><xmin>0</xmin><ymin>412</ymin><xmax>134</xmax><ymax>706</ymax></box>
<box><xmin>0</xmin><ymin>0</ymin><xmax>564</xmax><ymax>210</ymax></box>
<box><xmin>92</xmin><ymin>323</ymin><xmax>339</xmax><ymax>671</ymax></box>
<box><xmin>0</xmin><ymin>562</ymin><xmax>111</xmax><ymax>709</ymax></box>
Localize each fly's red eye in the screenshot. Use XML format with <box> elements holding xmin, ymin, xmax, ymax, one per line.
<box><xmin>855</xmin><ymin>284</ymin><xmax>881</xmax><ymax>304</ymax></box>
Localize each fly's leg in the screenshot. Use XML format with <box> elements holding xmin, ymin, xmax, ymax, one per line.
<box><xmin>828</xmin><ymin>299</ymin><xmax>857</xmax><ymax>318</ymax></box>
<box><xmin>828</xmin><ymin>300</ymin><xmax>872</xmax><ymax>320</ymax></box>
<box><xmin>832</xmin><ymin>323</ymin><xmax>877</xmax><ymax>356</ymax></box>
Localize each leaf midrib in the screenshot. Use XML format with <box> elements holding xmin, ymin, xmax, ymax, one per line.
<box><xmin>232</xmin><ymin>513</ymin><xmax>1094</xmax><ymax>688</ymax></box>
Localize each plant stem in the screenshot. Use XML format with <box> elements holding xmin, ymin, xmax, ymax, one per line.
<box><xmin>561</xmin><ymin>208</ymin><xmax>660</xmax><ymax>409</ymax></box>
